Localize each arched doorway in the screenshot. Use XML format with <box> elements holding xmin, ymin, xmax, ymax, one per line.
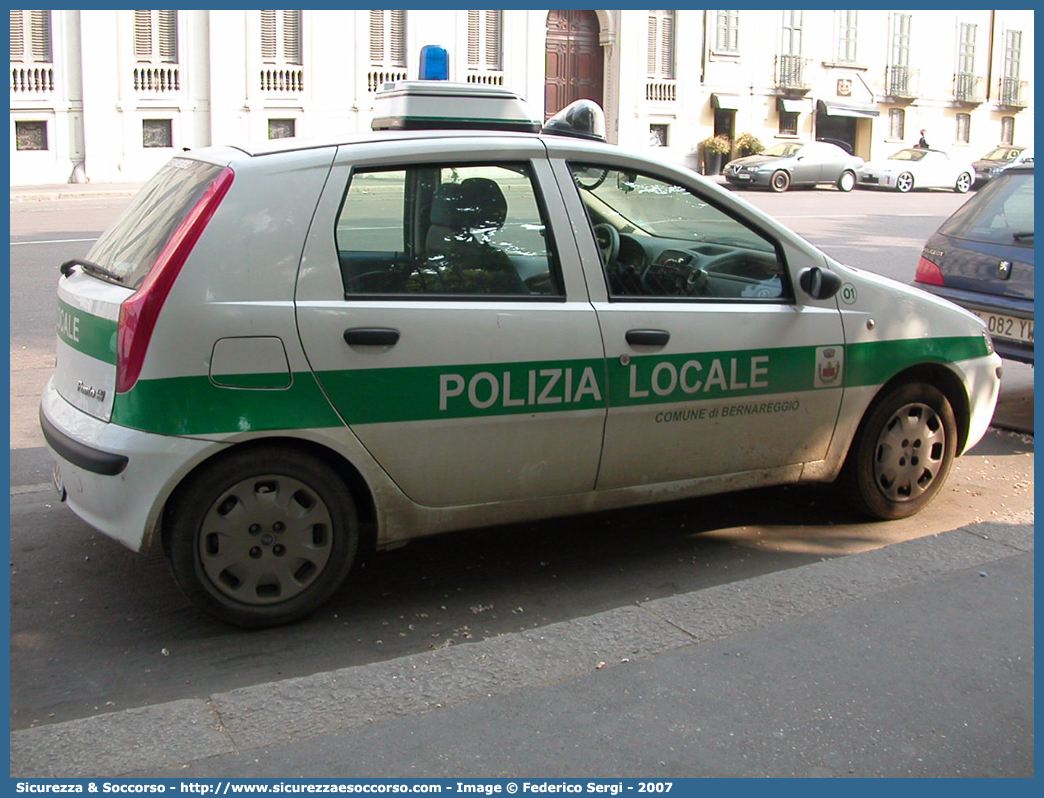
<box><xmin>544</xmin><ymin>10</ymin><xmax>603</xmax><ymax>121</ymax></box>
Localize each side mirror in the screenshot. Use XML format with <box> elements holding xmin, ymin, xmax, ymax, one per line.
<box><xmin>799</xmin><ymin>267</ymin><xmax>843</xmax><ymax>300</ymax></box>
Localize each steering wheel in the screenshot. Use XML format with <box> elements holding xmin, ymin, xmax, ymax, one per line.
<box><xmin>592</xmin><ymin>223</ymin><xmax>620</xmax><ymax>267</ymax></box>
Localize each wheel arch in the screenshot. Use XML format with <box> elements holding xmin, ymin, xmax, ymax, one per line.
<box><xmin>858</xmin><ymin>362</ymin><xmax>972</xmax><ymax>455</ymax></box>
<box><xmin>160</xmin><ymin>436</ymin><xmax>379</xmax><ymax>559</ymax></box>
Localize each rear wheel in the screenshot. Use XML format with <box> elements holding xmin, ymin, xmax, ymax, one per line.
<box><xmin>168</xmin><ymin>447</ymin><xmax>358</xmax><ymax>627</ymax></box>
<box><xmin>895</xmin><ymin>172</ymin><xmax>914</xmax><ymax>193</ymax></box>
<box><xmin>954</xmin><ymin>172</ymin><xmax>972</xmax><ymax>193</ymax></box>
<box><xmin>844</xmin><ymin>383</ymin><xmax>957</xmax><ymax>520</ymax></box>
<box><xmin>769</xmin><ymin>170</ymin><xmax>791</xmax><ymax>192</ymax></box>
<box><xmin>837</xmin><ymin>170</ymin><xmax>857</xmax><ymax>192</ymax></box>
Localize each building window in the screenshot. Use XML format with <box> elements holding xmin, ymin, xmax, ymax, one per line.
<box><xmin>261</xmin><ymin>10</ymin><xmax>302</xmax><ymax>65</ymax></box>
<box><xmin>955</xmin><ymin>22</ymin><xmax>976</xmax><ymax>101</ymax></box>
<box><xmin>647</xmin><ymin>11</ymin><xmax>675</xmax><ymax>79</ymax></box>
<box><xmin>955</xmin><ymin>113</ymin><xmax>971</xmax><ymax>144</ymax></box>
<box><xmin>269</xmin><ymin>118</ymin><xmax>295</xmax><ymax>139</ymax></box>
<box><xmin>889</xmin><ymin>108</ymin><xmax>905</xmax><ymax>139</ymax></box>
<box><xmin>15</xmin><ymin>120</ymin><xmax>48</xmax><ymax>150</ymax></box>
<box><xmin>134</xmin><ymin>10</ymin><xmax>177</xmax><ymax>63</ymax></box>
<box><xmin>888</xmin><ymin>13</ymin><xmax>911</xmax><ymax>95</ymax></box>
<box><xmin>9</xmin><ymin>10</ymin><xmax>52</xmax><ymax>63</ymax></box>
<box><xmin>837</xmin><ymin>10</ymin><xmax>858</xmax><ymax>64</ymax></box>
<box><xmin>143</xmin><ymin>119</ymin><xmax>173</xmax><ymax>148</ymax></box>
<box><xmin>1000</xmin><ymin>116</ymin><xmax>1014</xmax><ymax>145</ymax></box>
<box><xmin>467</xmin><ymin>10</ymin><xmax>501</xmax><ymax>72</ymax></box>
<box><xmin>715</xmin><ymin>10</ymin><xmax>739</xmax><ymax>54</ymax></box>
<box><xmin>649</xmin><ymin>124</ymin><xmax>669</xmax><ymax>147</ymax></box>
<box><xmin>1001</xmin><ymin>29</ymin><xmax>1022</xmax><ymax>105</ymax></box>
<box><xmin>778</xmin><ymin>11</ymin><xmax>804</xmax><ymax>88</ymax></box>
<box><xmin>778</xmin><ymin>112</ymin><xmax>797</xmax><ymax>136</ymax></box>
<box><xmin>369</xmin><ymin>10</ymin><xmax>406</xmax><ymax>68</ymax></box>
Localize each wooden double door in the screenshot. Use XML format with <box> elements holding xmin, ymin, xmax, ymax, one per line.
<box><xmin>545</xmin><ymin>10</ymin><xmax>603</xmax><ymax>120</ymax></box>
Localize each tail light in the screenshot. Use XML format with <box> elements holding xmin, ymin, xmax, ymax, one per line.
<box><xmin>914</xmin><ymin>255</ymin><xmax>945</xmax><ymax>286</ymax></box>
<box><xmin>116</xmin><ymin>167</ymin><xmax>234</xmax><ymax>394</ymax></box>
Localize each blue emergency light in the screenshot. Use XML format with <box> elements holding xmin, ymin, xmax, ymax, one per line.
<box><xmin>419</xmin><ymin>45</ymin><xmax>448</xmax><ymax>80</ymax></box>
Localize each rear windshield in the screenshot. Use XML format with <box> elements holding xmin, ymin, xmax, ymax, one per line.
<box><xmin>938</xmin><ymin>171</ymin><xmax>1034</xmax><ymax>247</ymax></box>
<box><xmin>86</xmin><ymin>158</ymin><xmax>225</xmax><ymax>289</ymax></box>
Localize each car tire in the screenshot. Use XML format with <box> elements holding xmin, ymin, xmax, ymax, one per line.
<box><xmin>168</xmin><ymin>446</ymin><xmax>359</xmax><ymax>627</ymax></box>
<box><xmin>896</xmin><ymin>172</ymin><xmax>914</xmax><ymax>193</ymax></box>
<box><xmin>769</xmin><ymin>170</ymin><xmax>791</xmax><ymax>192</ymax></box>
<box><xmin>954</xmin><ymin>172</ymin><xmax>972</xmax><ymax>193</ymax></box>
<box><xmin>836</xmin><ymin>170</ymin><xmax>857</xmax><ymax>192</ymax></box>
<box><xmin>844</xmin><ymin>383</ymin><xmax>957</xmax><ymax>520</ymax></box>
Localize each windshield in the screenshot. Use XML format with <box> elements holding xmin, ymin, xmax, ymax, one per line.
<box><xmin>981</xmin><ymin>147</ymin><xmax>1023</xmax><ymax>163</ymax></box>
<box><xmin>761</xmin><ymin>142</ymin><xmax>805</xmax><ymax>158</ymax></box>
<box><xmin>889</xmin><ymin>149</ymin><xmax>927</xmax><ymax>162</ymax></box>
<box><xmin>87</xmin><ymin>158</ymin><xmax>225</xmax><ymax>289</ymax></box>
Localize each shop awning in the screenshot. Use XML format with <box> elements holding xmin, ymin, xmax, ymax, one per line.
<box><xmin>778</xmin><ymin>97</ymin><xmax>811</xmax><ymax>114</ymax></box>
<box><xmin>816</xmin><ymin>100</ymin><xmax>880</xmax><ymax>118</ymax></box>
<box><xmin>712</xmin><ymin>93</ymin><xmax>743</xmax><ymax>110</ymax></box>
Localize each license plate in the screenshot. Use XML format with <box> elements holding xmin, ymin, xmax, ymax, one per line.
<box><xmin>735</xmin><ymin>173</ymin><xmax>751</xmax><ymax>180</ymax></box>
<box><xmin>972</xmin><ymin>310</ymin><xmax>1034</xmax><ymax>344</ymax></box>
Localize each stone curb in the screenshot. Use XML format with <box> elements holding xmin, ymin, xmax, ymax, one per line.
<box><xmin>10</xmin><ymin>520</ymin><xmax>1033</xmax><ymax>778</ymax></box>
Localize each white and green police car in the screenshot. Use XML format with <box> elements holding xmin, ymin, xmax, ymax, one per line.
<box><xmin>41</xmin><ymin>82</ymin><xmax>1002</xmax><ymax>626</ymax></box>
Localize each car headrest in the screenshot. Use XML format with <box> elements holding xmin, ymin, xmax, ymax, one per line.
<box><xmin>430</xmin><ymin>178</ymin><xmax>507</xmax><ymax>231</ymax></box>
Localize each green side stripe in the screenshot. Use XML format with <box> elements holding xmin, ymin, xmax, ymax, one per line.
<box><xmin>56</xmin><ymin>298</ymin><xmax>118</xmax><ymax>364</ymax></box>
<box><xmin>846</xmin><ymin>336</ymin><xmax>989</xmax><ymax>387</ymax></box>
<box><xmin>108</xmin><ymin>335</ymin><xmax>989</xmax><ymax>436</ymax></box>
<box><xmin>111</xmin><ymin>372</ymin><xmax>342</xmax><ymax>436</ymax></box>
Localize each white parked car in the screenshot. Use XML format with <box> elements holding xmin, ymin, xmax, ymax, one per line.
<box><xmin>41</xmin><ymin>82</ymin><xmax>1001</xmax><ymax>626</ymax></box>
<box><xmin>859</xmin><ymin>148</ymin><xmax>975</xmax><ymax>193</ymax></box>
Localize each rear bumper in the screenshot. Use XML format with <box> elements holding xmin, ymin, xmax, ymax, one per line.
<box><xmin>40</xmin><ymin>380</ymin><xmax>218</xmax><ymax>552</ymax></box>
<box><xmin>913</xmin><ymin>284</ymin><xmax>1034</xmax><ymax>364</ymax></box>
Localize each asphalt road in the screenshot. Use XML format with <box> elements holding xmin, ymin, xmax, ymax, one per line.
<box><xmin>8</xmin><ymin>187</ymin><xmax>1035</xmax><ymax>736</ymax></box>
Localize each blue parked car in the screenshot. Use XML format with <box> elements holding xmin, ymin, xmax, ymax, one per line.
<box><xmin>914</xmin><ymin>164</ymin><xmax>1034</xmax><ymax>363</ymax></box>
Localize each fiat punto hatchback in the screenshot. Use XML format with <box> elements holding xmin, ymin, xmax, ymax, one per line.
<box><xmin>42</xmin><ymin>82</ymin><xmax>1002</xmax><ymax>626</ymax></box>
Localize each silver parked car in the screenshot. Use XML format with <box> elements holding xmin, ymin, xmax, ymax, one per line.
<box><xmin>723</xmin><ymin>140</ymin><xmax>865</xmax><ymax>193</ymax></box>
<box><xmin>860</xmin><ymin>148</ymin><xmax>975</xmax><ymax>194</ymax></box>
<box><xmin>972</xmin><ymin>145</ymin><xmax>1033</xmax><ymax>187</ymax></box>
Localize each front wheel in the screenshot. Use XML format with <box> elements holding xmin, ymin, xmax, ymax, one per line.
<box><xmin>167</xmin><ymin>447</ymin><xmax>359</xmax><ymax>627</ymax></box>
<box><xmin>895</xmin><ymin>172</ymin><xmax>914</xmax><ymax>193</ymax></box>
<box><xmin>954</xmin><ymin>172</ymin><xmax>972</xmax><ymax>193</ymax></box>
<box><xmin>769</xmin><ymin>170</ymin><xmax>791</xmax><ymax>192</ymax></box>
<box><xmin>844</xmin><ymin>383</ymin><xmax>957</xmax><ymax>520</ymax></box>
<box><xmin>837</xmin><ymin>170</ymin><xmax>857</xmax><ymax>192</ymax></box>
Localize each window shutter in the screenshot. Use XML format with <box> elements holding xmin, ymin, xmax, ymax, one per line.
<box><xmin>369</xmin><ymin>10</ymin><xmax>383</xmax><ymax>62</ymax></box>
<box><xmin>135</xmin><ymin>10</ymin><xmax>153</xmax><ymax>58</ymax></box>
<box><xmin>660</xmin><ymin>12</ymin><xmax>674</xmax><ymax>78</ymax></box>
<box><xmin>467</xmin><ymin>10</ymin><xmax>480</xmax><ymax>66</ymax></box>
<box><xmin>261</xmin><ymin>10</ymin><xmax>277</xmax><ymax>60</ymax></box>
<box><xmin>158</xmin><ymin>10</ymin><xmax>177</xmax><ymax>62</ymax></box>
<box><xmin>484</xmin><ymin>10</ymin><xmax>500</xmax><ymax>70</ymax></box>
<box><xmin>389</xmin><ymin>10</ymin><xmax>405</xmax><ymax>67</ymax></box>
<box><xmin>283</xmin><ymin>10</ymin><xmax>301</xmax><ymax>64</ymax></box>
<box><xmin>30</xmin><ymin>10</ymin><xmax>50</xmax><ymax>61</ymax></box>
<box><xmin>10</xmin><ymin>10</ymin><xmax>24</xmax><ymax>60</ymax></box>
<box><xmin>647</xmin><ymin>15</ymin><xmax>658</xmax><ymax>75</ymax></box>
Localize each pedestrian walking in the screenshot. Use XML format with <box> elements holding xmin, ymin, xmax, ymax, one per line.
<box><xmin>917</xmin><ymin>129</ymin><xmax>929</xmax><ymax>148</ymax></box>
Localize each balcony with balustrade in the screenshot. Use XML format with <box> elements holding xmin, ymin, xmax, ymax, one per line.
<box><xmin>11</xmin><ymin>62</ymin><xmax>55</xmax><ymax>99</ymax></box>
<box><xmin>883</xmin><ymin>65</ymin><xmax>919</xmax><ymax>102</ymax></box>
<box><xmin>999</xmin><ymin>77</ymin><xmax>1028</xmax><ymax>109</ymax></box>
<box><xmin>775</xmin><ymin>54</ymin><xmax>811</xmax><ymax>94</ymax></box>
<box><xmin>953</xmin><ymin>72</ymin><xmax>985</xmax><ymax>105</ymax></box>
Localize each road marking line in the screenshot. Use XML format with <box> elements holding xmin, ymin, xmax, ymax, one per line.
<box><xmin>10</xmin><ymin>483</ymin><xmax>55</xmax><ymax>496</ymax></box>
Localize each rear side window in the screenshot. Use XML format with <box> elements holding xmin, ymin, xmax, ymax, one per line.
<box><xmin>87</xmin><ymin>158</ymin><xmax>226</xmax><ymax>289</ymax></box>
<box><xmin>335</xmin><ymin>163</ymin><xmax>562</xmax><ymax>298</ymax></box>
<box><xmin>938</xmin><ymin>171</ymin><xmax>1034</xmax><ymax>247</ymax></box>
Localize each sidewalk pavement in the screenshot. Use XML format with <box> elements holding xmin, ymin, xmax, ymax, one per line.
<box><xmin>10</xmin><ymin>182</ymin><xmax>146</xmax><ymax>202</ymax></box>
<box><xmin>11</xmin><ymin>517</ymin><xmax>1033</xmax><ymax>779</ymax></box>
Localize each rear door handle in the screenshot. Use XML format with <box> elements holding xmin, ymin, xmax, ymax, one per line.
<box><xmin>343</xmin><ymin>327</ymin><xmax>400</xmax><ymax>346</ymax></box>
<box><xmin>625</xmin><ymin>329</ymin><xmax>670</xmax><ymax>347</ymax></box>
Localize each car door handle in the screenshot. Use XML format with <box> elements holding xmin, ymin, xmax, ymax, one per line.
<box><xmin>625</xmin><ymin>329</ymin><xmax>670</xmax><ymax>347</ymax></box>
<box><xmin>343</xmin><ymin>327</ymin><xmax>400</xmax><ymax>346</ymax></box>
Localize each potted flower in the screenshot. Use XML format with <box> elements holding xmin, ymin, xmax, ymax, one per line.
<box><xmin>700</xmin><ymin>135</ymin><xmax>732</xmax><ymax>175</ymax></box>
<box><xmin>735</xmin><ymin>133</ymin><xmax>764</xmax><ymax>158</ymax></box>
